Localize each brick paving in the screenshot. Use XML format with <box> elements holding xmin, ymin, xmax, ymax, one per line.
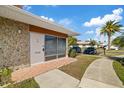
<box><xmin>11</xmin><ymin>57</ymin><xmax>76</xmax><ymax>82</ymax></box>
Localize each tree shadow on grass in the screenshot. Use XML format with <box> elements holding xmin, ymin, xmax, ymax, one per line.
<box><xmin>107</xmin><ymin>56</ymin><xmax>124</xmax><ymax>65</ymax></box>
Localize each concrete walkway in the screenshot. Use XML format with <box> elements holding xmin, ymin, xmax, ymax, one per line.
<box><xmin>35</xmin><ymin>69</ymin><xmax>80</xmax><ymax>88</ymax></box>
<box><xmin>79</xmin><ymin>57</ymin><xmax>123</xmax><ymax>88</ymax></box>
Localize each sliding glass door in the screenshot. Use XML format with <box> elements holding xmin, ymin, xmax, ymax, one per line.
<box><xmin>45</xmin><ymin>35</ymin><xmax>57</xmax><ymax>61</ymax></box>
<box><xmin>58</xmin><ymin>38</ymin><xmax>66</xmax><ymax>58</ymax></box>
<box><xmin>45</xmin><ymin>35</ymin><xmax>66</xmax><ymax>61</ymax></box>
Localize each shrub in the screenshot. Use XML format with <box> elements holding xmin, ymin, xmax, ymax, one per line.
<box><xmin>68</xmin><ymin>48</ymin><xmax>77</xmax><ymax>58</ymax></box>
<box><xmin>0</xmin><ymin>67</ymin><xmax>12</xmax><ymax>86</ymax></box>
<box><xmin>6</xmin><ymin>78</ymin><xmax>40</xmax><ymax>88</ymax></box>
<box><xmin>120</xmin><ymin>58</ymin><xmax>124</xmax><ymax>66</ymax></box>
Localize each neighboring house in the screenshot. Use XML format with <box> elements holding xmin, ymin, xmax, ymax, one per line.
<box><xmin>99</xmin><ymin>42</ymin><xmax>105</xmax><ymax>48</ymax></box>
<box><xmin>77</xmin><ymin>40</ymin><xmax>97</xmax><ymax>48</ymax></box>
<box><xmin>77</xmin><ymin>40</ymin><xmax>119</xmax><ymax>50</ymax></box>
<box><xmin>0</xmin><ymin>6</ymin><xmax>78</xmax><ymax>71</ymax></box>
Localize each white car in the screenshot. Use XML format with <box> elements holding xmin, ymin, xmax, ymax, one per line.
<box><xmin>106</xmin><ymin>46</ymin><xmax>119</xmax><ymax>50</ymax></box>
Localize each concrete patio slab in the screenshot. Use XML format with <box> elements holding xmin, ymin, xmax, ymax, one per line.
<box><xmin>35</xmin><ymin>69</ymin><xmax>80</xmax><ymax>88</ymax></box>
<box><xmin>79</xmin><ymin>57</ymin><xmax>123</xmax><ymax>88</ymax></box>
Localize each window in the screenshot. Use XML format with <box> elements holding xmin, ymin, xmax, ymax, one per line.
<box><xmin>58</xmin><ymin>38</ymin><xmax>66</xmax><ymax>57</ymax></box>
<box><xmin>45</xmin><ymin>35</ymin><xmax>57</xmax><ymax>60</ymax></box>
<box><xmin>45</xmin><ymin>35</ymin><xmax>66</xmax><ymax>61</ymax></box>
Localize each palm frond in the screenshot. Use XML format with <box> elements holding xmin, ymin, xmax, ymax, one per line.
<box><xmin>100</xmin><ymin>20</ymin><xmax>123</xmax><ymax>36</ymax></box>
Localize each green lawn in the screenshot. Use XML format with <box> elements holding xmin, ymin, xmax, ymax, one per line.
<box><xmin>59</xmin><ymin>54</ymin><xmax>100</xmax><ymax>80</ymax></box>
<box><xmin>106</xmin><ymin>50</ymin><xmax>124</xmax><ymax>56</ymax></box>
<box><xmin>6</xmin><ymin>78</ymin><xmax>40</xmax><ymax>88</ymax></box>
<box><xmin>113</xmin><ymin>61</ymin><xmax>124</xmax><ymax>85</ymax></box>
<box><xmin>96</xmin><ymin>48</ymin><xmax>124</xmax><ymax>56</ymax></box>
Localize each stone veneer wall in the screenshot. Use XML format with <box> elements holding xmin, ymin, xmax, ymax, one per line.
<box><xmin>0</xmin><ymin>16</ymin><xmax>30</xmax><ymax>70</ymax></box>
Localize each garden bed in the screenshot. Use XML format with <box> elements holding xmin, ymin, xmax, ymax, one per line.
<box><xmin>6</xmin><ymin>78</ymin><xmax>39</xmax><ymax>88</ymax></box>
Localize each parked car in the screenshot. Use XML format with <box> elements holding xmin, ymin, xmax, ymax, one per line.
<box><xmin>83</xmin><ymin>47</ymin><xmax>97</xmax><ymax>54</ymax></box>
<box><xmin>105</xmin><ymin>45</ymin><xmax>119</xmax><ymax>50</ymax></box>
<box><xmin>72</xmin><ymin>46</ymin><xmax>81</xmax><ymax>53</ymax></box>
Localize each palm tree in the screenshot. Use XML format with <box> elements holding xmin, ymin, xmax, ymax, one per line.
<box><xmin>100</xmin><ymin>20</ymin><xmax>123</xmax><ymax>50</ymax></box>
<box><xmin>68</xmin><ymin>36</ymin><xmax>77</xmax><ymax>46</ymax></box>
<box><xmin>89</xmin><ymin>39</ymin><xmax>97</xmax><ymax>46</ymax></box>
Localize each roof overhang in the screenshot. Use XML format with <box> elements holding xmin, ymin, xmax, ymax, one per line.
<box><xmin>0</xmin><ymin>6</ymin><xmax>79</xmax><ymax>36</ymax></box>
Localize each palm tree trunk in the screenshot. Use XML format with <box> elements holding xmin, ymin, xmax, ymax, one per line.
<box><xmin>108</xmin><ymin>33</ymin><xmax>111</xmax><ymax>50</ymax></box>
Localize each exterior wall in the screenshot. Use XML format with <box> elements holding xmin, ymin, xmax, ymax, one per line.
<box><xmin>0</xmin><ymin>16</ymin><xmax>30</xmax><ymax>70</ymax></box>
<box><xmin>0</xmin><ymin>16</ymin><xmax>69</xmax><ymax>70</ymax></box>
<box><xmin>78</xmin><ymin>45</ymin><xmax>83</xmax><ymax>48</ymax></box>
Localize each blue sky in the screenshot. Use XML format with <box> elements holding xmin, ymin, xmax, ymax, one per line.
<box><xmin>23</xmin><ymin>5</ymin><xmax>124</xmax><ymax>42</ymax></box>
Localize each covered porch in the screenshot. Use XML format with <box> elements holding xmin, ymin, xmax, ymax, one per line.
<box><xmin>12</xmin><ymin>57</ymin><xmax>77</xmax><ymax>82</ymax></box>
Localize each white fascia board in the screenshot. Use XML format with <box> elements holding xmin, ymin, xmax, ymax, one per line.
<box><xmin>0</xmin><ymin>6</ymin><xmax>79</xmax><ymax>36</ymax></box>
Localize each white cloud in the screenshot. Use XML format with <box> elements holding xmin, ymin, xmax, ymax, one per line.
<box><xmin>40</xmin><ymin>16</ymin><xmax>55</xmax><ymax>22</ymax></box>
<box><xmin>85</xmin><ymin>30</ymin><xmax>94</xmax><ymax>34</ymax></box>
<box><xmin>95</xmin><ymin>27</ymin><xmax>101</xmax><ymax>37</ymax></box>
<box><xmin>58</xmin><ymin>18</ymin><xmax>72</xmax><ymax>26</ymax></box>
<box><xmin>84</xmin><ymin>17</ymin><xmax>102</xmax><ymax>27</ymax></box>
<box><xmin>23</xmin><ymin>5</ymin><xmax>32</xmax><ymax>10</ymax></box>
<box><xmin>112</xmin><ymin>8</ymin><xmax>123</xmax><ymax>15</ymax></box>
<box><xmin>94</xmin><ymin>27</ymin><xmax>105</xmax><ymax>42</ymax></box>
<box><xmin>49</xmin><ymin>18</ymin><xmax>54</xmax><ymax>22</ymax></box>
<box><xmin>84</xmin><ymin>8</ymin><xmax>123</xmax><ymax>27</ymax></box>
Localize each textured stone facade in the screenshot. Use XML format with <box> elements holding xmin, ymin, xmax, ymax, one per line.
<box><xmin>0</xmin><ymin>16</ymin><xmax>30</xmax><ymax>70</ymax></box>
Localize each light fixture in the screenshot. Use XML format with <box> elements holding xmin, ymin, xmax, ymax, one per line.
<box><xmin>18</xmin><ymin>29</ymin><xmax>22</xmax><ymax>34</ymax></box>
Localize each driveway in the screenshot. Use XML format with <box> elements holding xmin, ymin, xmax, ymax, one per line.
<box><xmin>35</xmin><ymin>69</ymin><xmax>80</xmax><ymax>88</ymax></box>
<box><xmin>79</xmin><ymin>57</ymin><xmax>123</xmax><ymax>88</ymax></box>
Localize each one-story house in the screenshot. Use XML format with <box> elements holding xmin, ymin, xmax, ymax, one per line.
<box><xmin>76</xmin><ymin>40</ymin><xmax>91</xmax><ymax>48</ymax></box>
<box><xmin>0</xmin><ymin>6</ymin><xmax>78</xmax><ymax>81</ymax></box>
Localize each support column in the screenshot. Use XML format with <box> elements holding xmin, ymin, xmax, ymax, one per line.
<box><xmin>66</xmin><ymin>38</ymin><xmax>68</xmax><ymax>57</ymax></box>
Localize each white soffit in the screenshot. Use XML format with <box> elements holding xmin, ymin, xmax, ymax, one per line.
<box><xmin>0</xmin><ymin>6</ymin><xmax>79</xmax><ymax>36</ymax></box>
